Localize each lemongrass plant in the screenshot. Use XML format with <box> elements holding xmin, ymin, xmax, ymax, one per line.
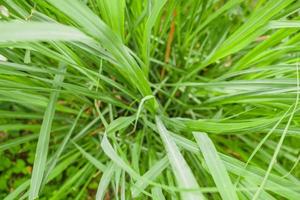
<box><xmin>0</xmin><ymin>0</ymin><xmax>300</xmax><ymax>199</ymax></box>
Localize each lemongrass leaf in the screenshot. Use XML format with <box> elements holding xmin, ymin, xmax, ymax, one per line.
<box><xmin>155</xmin><ymin>116</ymin><xmax>205</xmax><ymax>200</ymax></box>
<box><xmin>29</xmin><ymin>64</ymin><xmax>66</xmax><ymax>199</ymax></box>
<box><xmin>193</xmin><ymin>132</ymin><xmax>238</xmax><ymax>200</ymax></box>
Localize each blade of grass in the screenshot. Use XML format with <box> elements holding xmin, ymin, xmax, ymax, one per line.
<box><xmin>269</xmin><ymin>20</ymin><xmax>300</xmax><ymax>29</ymax></box>
<box><xmin>47</xmin><ymin>0</ymin><xmax>157</xmax><ymax>112</ymax></box>
<box><xmin>193</xmin><ymin>132</ymin><xmax>238</xmax><ymax>200</ymax></box>
<box><xmin>141</xmin><ymin>0</ymin><xmax>167</xmax><ymax>74</ymax></box>
<box><xmin>42</xmin><ymin>106</ymin><xmax>85</xmax><ymax>187</ymax></box>
<box><xmin>100</xmin><ymin>133</ymin><xmax>139</xmax><ymax>178</ymax></box>
<box><xmin>131</xmin><ymin>156</ymin><xmax>169</xmax><ymax>198</ymax></box>
<box><xmin>29</xmin><ymin>64</ymin><xmax>66</xmax><ymax>200</ymax></box>
<box><xmin>73</xmin><ymin>142</ymin><xmax>106</xmax><ymax>172</ymax></box>
<box><xmin>155</xmin><ymin>116</ymin><xmax>205</xmax><ymax>200</ymax></box>
<box><xmin>0</xmin><ymin>134</ymin><xmax>38</xmax><ymax>152</ymax></box>
<box><xmin>95</xmin><ymin>162</ymin><xmax>117</xmax><ymax>200</ymax></box>
<box><xmin>234</xmin><ymin>105</ymin><xmax>292</xmax><ymax>186</ymax></box>
<box><xmin>0</xmin><ymin>21</ymin><xmax>90</xmax><ymax>42</ymax></box>
<box><xmin>151</xmin><ymin>187</ymin><xmax>166</xmax><ymax>200</ymax></box>
<box><xmin>252</xmin><ymin>62</ymin><xmax>300</xmax><ymax>199</ymax></box>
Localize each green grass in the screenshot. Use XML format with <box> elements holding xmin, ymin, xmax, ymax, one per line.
<box><xmin>0</xmin><ymin>0</ymin><xmax>300</xmax><ymax>199</ymax></box>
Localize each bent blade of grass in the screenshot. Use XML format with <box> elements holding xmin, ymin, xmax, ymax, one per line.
<box><xmin>155</xmin><ymin>116</ymin><xmax>205</xmax><ymax>200</ymax></box>
<box><xmin>132</xmin><ymin>95</ymin><xmax>154</xmax><ymax>132</ymax></box>
<box><xmin>0</xmin><ymin>21</ymin><xmax>90</xmax><ymax>42</ymax></box>
<box><xmin>193</xmin><ymin>132</ymin><xmax>238</xmax><ymax>200</ymax></box>
<box><xmin>29</xmin><ymin>64</ymin><xmax>66</xmax><ymax>200</ymax></box>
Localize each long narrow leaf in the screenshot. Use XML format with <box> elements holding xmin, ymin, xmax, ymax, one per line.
<box><xmin>193</xmin><ymin>132</ymin><xmax>238</xmax><ymax>200</ymax></box>
<box><xmin>95</xmin><ymin>162</ymin><xmax>117</xmax><ymax>200</ymax></box>
<box><xmin>131</xmin><ymin>156</ymin><xmax>169</xmax><ymax>197</ymax></box>
<box><xmin>155</xmin><ymin>116</ymin><xmax>205</xmax><ymax>200</ymax></box>
<box><xmin>29</xmin><ymin>64</ymin><xmax>66</xmax><ymax>199</ymax></box>
<box><xmin>0</xmin><ymin>21</ymin><xmax>90</xmax><ymax>42</ymax></box>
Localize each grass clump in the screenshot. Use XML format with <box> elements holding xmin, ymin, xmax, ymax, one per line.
<box><xmin>0</xmin><ymin>0</ymin><xmax>300</xmax><ymax>199</ymax></box>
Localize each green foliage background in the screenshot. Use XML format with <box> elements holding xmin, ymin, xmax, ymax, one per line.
<box><xmin>0</xmin><ymin>0</ymin><xmax>300</xmax><ymax>199</ymax></box>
